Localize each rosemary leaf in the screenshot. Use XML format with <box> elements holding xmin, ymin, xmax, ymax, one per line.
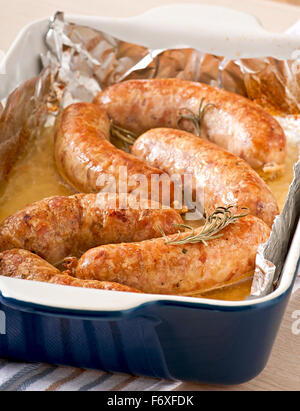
<box><xmin>177</xmin><ymin>98</ymin><xmax>216</xmax><ymax>136</ymax></box>
<box><xmin>159</xmin><ymin>206</ymin><xmax>250</xmax><ymax>246</ymax></box>
<box><xmin>110</xmin><ymin>121</ymin><xmax>139</xmax><ymax>146</ymax></box>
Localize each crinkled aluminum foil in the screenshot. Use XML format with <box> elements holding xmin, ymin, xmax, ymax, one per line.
<box><xmin>1</xmin><ymin>11</ymin><xmax>299</xmax><ymax>297</ymax></box>
<box><xmin>0</xmin><ymin>67</ymin><xmax>61</xmax><ymax>184</ymax></box>
<box><xmin>252</xmin><ymin>159</ymin><xmax>300</xmax><ymax>296</ymax></box>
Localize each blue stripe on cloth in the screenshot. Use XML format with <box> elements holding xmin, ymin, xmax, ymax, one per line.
<box><xmin>0</xmin><ymin>360</ymin><xmax>181</xmax><ymax>391</ymax></box>
<box><xmin>16</xmin><ymin>366</ymin><xmax>57</xmax><ymax>391</ymax></box>
<box><xmin>0</xmin><ymin>363</ymin><xmax>41</xmax><ymax>391</ymax></box>
<box><xmin>24</xmin><ymin>366</ymin><xmax>79</xmax><ymax>391</ymax></box>
<box><xmin>78</xmin><ymin>373</ymin><xmax>113</xmax><ymax>391</ymax></box>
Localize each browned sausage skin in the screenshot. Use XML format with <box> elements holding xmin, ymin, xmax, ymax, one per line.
<box><xmin>0</xmin><ymin>193</ymin><xmax>183</xmax><ymax>265</ymax></box>
<box><xmin>72</xmin><ymin>215</ymin><xmax>270</xmax><ymax>295</ymax></box>
<box><xmin>54</xmin><ymin>102</ymin><xmax>173</xmax><ymax>202</ymax></box>
<box><xmin>132</xmin><ymin>128</ymin><xmax>279</xmax><ymax>227</ymax></box>
<box><xmin>0</xmin><ymin>249</ymin><xmax>141</xmax><ymax>293</ymax></box>
<box><xmin>94</xmin><ymin>78</ymin><xmax>286</xmax><ymax>175</ymax></box>
<box><xmin>0</xmin><ymin>76</ymin><xmax>40</xmax><ymax>187</ymax></box>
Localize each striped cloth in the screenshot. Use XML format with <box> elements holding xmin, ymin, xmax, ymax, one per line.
<box><xmin>1</xmin><ymin>267</ymin><xmax>299</xmax><ymax>391</ymax></box>
<box><xmin>0</xmin><ymin>359</ymin><xmax>181</xmax><ymax>391</ymax></box>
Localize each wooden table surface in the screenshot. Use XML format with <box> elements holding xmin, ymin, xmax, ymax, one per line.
<box><xmin>0</xmin><ymin>0</ymin><xmax>299</xmax><ymax>391</ymax></box>
<box><xmin>271</xmin><ymin>0</ymin><xmax>300</xmax><ymax>6</ymax></box>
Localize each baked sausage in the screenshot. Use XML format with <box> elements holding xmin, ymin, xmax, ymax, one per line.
<box><xmin>54</xmin><ymin>102</ymin><xmax>173</xmax><ymax>202</ymax></box>
<box><xmin>71</xmin><ymin>215</ymin><xmax>270</xmax><ymax>295</ymax></box>
<box><xmin>0</xmin><ymin>77</ymin><xmax>37</xmax><ymax>187</ymax></box>
<box><xmin>94</xmin><ymin>78</ymin><xmax>286</xmax><ymax>175</ymax></box>
<box><xmin>132</xmin><ymin>128</ymin><xmax>279</xmax><ymax>227</ymax></box>
<box><xmin>0</xmin><ymin>249</ymin><xmax>140</xmax><ymax>293</ymax></box>
<box><xmin>0</xmin><ymin>70</ymin><xmax>53</xmax><ymax>187</ymax></box>
<box><xmin>0</xmin><ymin>193</ymin><xmax>183</xmax><ymax>265</ymax></box>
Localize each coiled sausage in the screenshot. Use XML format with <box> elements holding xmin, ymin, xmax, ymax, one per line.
<box><xmin>0</xmin><ymin>193</ymin><xmax>183</xmax><ymax>265</ymax></box>
<box><xmin>0</xmin><ymin>249</ymin><xmax>140</xmax><ymax>293</ymax></box>
<box><xmin>94</xmin><ymin>78</ymin><xmax>286</xmax><ymax>175</ymax></box>
<box><xmin>132</xmin><ymin>128</ymin><xmax>279</xmax><ymax>227</ymax></box>
<box><xmin>54</xmin><ymin>102</ymin><xmax>173</xmax><ymax>202</ymax></box>
<box><xmin>71</xmin><ymin>215</ymin><xmax>270</xmax><ymax>295</ymax></box>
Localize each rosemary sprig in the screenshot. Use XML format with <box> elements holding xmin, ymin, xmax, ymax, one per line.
<box><xmin>177</xmin><ymin>98</ymin><xmax>216</xmax><ymax>136</ymax></box>
<box><xmin>110</xmin><ymin>121</ymin><xmax>139</xmax><ymax>146</ymax></box>
<box><xmin>158</xmin><ymin>206</ymin><xmax>250</xmax><ymax>246</ymax></box>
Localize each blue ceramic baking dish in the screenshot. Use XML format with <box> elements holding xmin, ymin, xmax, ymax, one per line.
<box><xmin>0</xmin><ymin>10</ymin><xmax>299</xmax><ymax>385</ymax></box>
<box><xmin>0</xmin><ymin>249</ymin><xmax>298</xmax><ymax>384</ymax></box>
<box><xmin>0</xmin><ymin>216</ymin><xmax>299</xmax><ymax>385</ymax></box>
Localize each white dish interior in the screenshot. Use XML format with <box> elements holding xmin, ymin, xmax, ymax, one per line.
<box><xmin>0</xmin><ymin>6</ymin><xmax>299</xmax><ymax>312</ymax></box>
